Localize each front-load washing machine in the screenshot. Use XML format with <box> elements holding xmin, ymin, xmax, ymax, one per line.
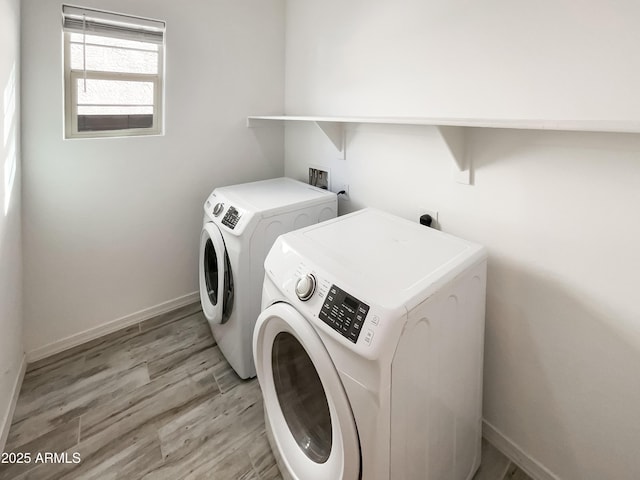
<box><xmin>253</xmin><ymin>208</ymin><xmax>488</xmax><ymax>480</ymax></box>
<box><xmin>199</xmin><ymin>177</ymin><xmax>336</xmax><ymax>379</ymax></box>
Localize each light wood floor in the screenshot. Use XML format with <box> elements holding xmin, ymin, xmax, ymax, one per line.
<box><xmin>1</xmin><ymin>304</ymin><xmax>532</xmax><ymax>480</ymax></box>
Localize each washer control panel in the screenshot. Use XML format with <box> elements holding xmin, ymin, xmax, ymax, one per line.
<box><xmin>318</xmin><ymin>285</ymin><xmax>369</xmax><ymax>343</ymax></box>
<box><xmin>222</xmin><ymin>206</ymin><xmax>241</xmax><ymax>229</ymax></box>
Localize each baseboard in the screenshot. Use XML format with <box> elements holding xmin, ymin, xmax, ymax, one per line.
<box><xmin>26</xmin><ymin>292</ymin><xmax>200</xmax><ymax>363</ymax></box>
<box><xmin>483</xmin><ymin>419</ymin><xmax>561</xmax><ymax>480</ymax></box>
<box><xmin>0</xmin><ymin>354</ymin><xmax>26</xmax><ymax>453</ymax></box>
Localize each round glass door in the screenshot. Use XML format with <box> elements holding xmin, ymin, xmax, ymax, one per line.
<box><xmin>253</xmin><ymin>302</ymin><xmax>360</xmax><ymax>480</ymax></box>
<box><xmin>272</xmin><ymin>332</ymin><xmax>332</xmax><ymax>463</ymax></box>
<box><xmin>203</xmin><ymin>238</ymin><xmax>219</xmax><ymax>306</ymax></box>
<box><xmin>199</xmin><ymin>223</ymin><xmax>233</xmax><ymax>324</ymax></box>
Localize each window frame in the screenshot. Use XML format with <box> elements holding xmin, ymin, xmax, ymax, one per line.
<box><xmin>62</xmin><ymin>29</ymin><xmax>164</xmax><ymax>139</ymax></box>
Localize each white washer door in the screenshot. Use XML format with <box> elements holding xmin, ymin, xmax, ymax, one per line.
<box><xmin>199</xmin><ymin>222</ymin><xmax>226</xmax><ymax>324</ymax></box>
<box><xmin>254</xmin><ymin>302</ymin><xmax>360</xmax><ymax>480</ymax></box>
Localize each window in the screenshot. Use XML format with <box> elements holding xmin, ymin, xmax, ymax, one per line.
<box><xmin>62</xmin><ymin>5</ymin><xmax>165</xmax><ymax>138</ymax></box>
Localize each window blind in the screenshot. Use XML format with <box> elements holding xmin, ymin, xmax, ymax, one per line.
<box><xmin>62</xmin><ymin>5</ymin><xmax>165</xmax><ymax>44</ymax></box>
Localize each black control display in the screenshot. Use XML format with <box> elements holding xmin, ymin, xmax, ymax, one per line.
<box><xmin>222</xmin><ymin>206</ymin><xmax>241</xmax><ymax>229</ymax></box>
<box><xmin>318</xmin><ymin>285</ymin><xmax>369</xmax><ymax>343</ymax></box>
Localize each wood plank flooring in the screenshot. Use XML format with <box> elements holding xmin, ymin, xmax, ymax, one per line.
<box><xmin>1</xmin><ymin>303</ymin><xmax>532</xmax><ymax>480</ymax></box>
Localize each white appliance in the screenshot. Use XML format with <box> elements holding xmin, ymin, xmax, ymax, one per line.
<box><xmin>199</xmin><ymin>177</ymin><xmax>337</xmax><ymax>379</ymax></box>
<box><xmin>253</xmin><ymin>208</ymin><xmax>487</xmax><ymax>480</ymax></box>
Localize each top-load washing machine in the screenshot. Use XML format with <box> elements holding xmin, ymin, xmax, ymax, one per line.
<box><xmin>199</xmin><ymin>177</ymin><xmax>336</xmax><ymax>379</ymax></box>
<box><xmin>253</xmin><ymin>208</ymin><xmax>488</xmax><ymax>480</ymax></box>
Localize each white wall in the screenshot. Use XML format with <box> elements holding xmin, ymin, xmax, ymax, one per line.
<box><xmin>0</xmin><ymin>0</ymin><xmax>24</xmax><ymax>450</ymax></box>
<box><xmin>286</xmin><ymin>0</ymin><xmax>640</xmax><ymax>122</ymax></box>
<box><xmin>21</xmin><ymin>0</ymin><xmax>285</xmax><ymax>356</ymax></box>
<box><xmin>284</xmin><ymin>2</ymin><xmax>640</xmax><ymax>479</ymax></box>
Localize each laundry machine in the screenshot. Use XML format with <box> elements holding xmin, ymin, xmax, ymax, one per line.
<box><xmin>253</xmin><ymin>208</ymin><xmax>487</xmax><ymax>480</ymax></box>
<box><xmin>199</xmin><ymin>177</ymin><xmax>336</xmax><ymax>379</ymax></box>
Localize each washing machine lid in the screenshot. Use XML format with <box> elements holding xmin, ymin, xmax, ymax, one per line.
<box><xmin>277</xmin><ymin>208</ymin><xmax>487</xmax><ymax>311</ymax></box>
<box><xmin>214</xmin><ymin>177</ymin><xmax>336</xmax><ymax>218</ymax></box>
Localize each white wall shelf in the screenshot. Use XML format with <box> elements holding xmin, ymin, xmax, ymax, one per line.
<box><xmin>247</xmin><ymin>115</ymin><xmax>640</xmax><ymax>185</ymax></box>
<box><xmin>246</xmin><ymin>114</ymin><xmax>640</xmax><ymax>133</ymax></box>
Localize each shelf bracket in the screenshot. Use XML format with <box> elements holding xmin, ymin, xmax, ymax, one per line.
<box><xmin>315</xmin><ymin>121</ymin><xmax>346</xmax><ymax>160</ymax></box>
<box><xmin>437</xmin><ymin>126</ymin><xmax>471</xmax><ymax>185</ymax></box>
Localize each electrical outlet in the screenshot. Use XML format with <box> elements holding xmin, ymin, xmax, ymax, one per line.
<box><xmin>418</xmin><ymin>207</ymin><xmax>439</xmax><ymax>229</ymax></box>
<box><xmin>308</xmin><ymin>167</ymin><xmax>330</xmax><ymax>190</ymax></box>
<box><xmin>334</xmin><ymin>183</ymin><xmax>349</xmax><ymax>200</ymax></box>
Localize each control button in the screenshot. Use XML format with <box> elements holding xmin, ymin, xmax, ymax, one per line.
<box><xmin>295</xmin><ymin>274</ymin><xmax>316</xmax><ymax>301</ymax></box>
<box><xmin>363</xmin><ymin>328</ymin><xmax>374</xmax><ymax>345</ymax></box>
<box><xmin>370</xmin><ymin>315</ymin><xmax>380</xmax><ymax>326</ymax></box>
<box><xmin>213</xmin><ymin>203</ymin><xmax>224</xmax><ymax>216</ymax></box>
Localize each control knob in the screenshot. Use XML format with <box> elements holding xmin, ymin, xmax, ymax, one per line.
<box><xmin>295</xmin><ymin>274</ymin><xmax>316</xmax><ymax>301</ymax></box>
<box><xmin>213</xmin><ymin>203</ymin><xmax>224</xmax><ymax>216</ymax></box>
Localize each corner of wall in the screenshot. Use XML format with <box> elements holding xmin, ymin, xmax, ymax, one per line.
<box><xmin>0</xmin><ymin>355</ymin><xmax>26</xmax><ymax>453</ymax></box>
<box><xmin>483</xmin><ymin>420</ymin><xmax>560</xmax><ymax>480</ymax></box>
